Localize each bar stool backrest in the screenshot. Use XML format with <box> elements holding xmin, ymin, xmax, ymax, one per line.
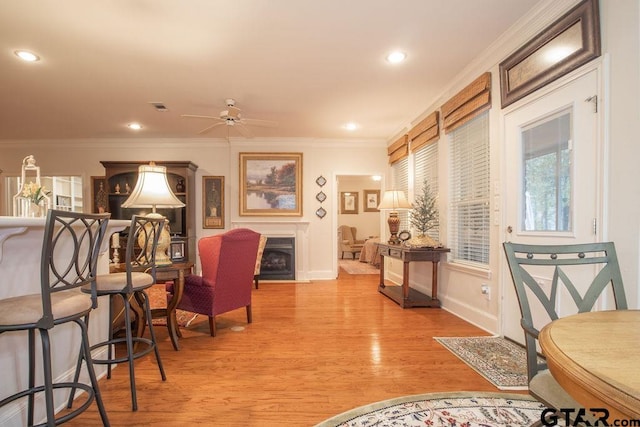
<box><xmin>123</xmin><ymin>215</ymin><xmax>166</xmax><ymax>289</ymax></box>
<box><xmin>40</xmin><ymin>210</ymin><xmax>110</xmax><ymax>329</ymax></box>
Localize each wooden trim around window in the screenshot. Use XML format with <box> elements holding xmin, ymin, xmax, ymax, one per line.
<box><xmin>409</xmin><ymin>111</ymin><xmax>439</xmax><ymax>152</ymax></box>
<box><xmin>387</xmin><ymin>134</ymin><xmax>408</xmax><ymax>164</ymax></box>
<box><xmin>442</xmin><ymin>72</ymin><xmax>491</xmax><ymax>133</ymax></box>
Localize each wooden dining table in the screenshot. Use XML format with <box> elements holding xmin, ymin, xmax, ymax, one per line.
<box><xmin>539</xmin><ymin>310</ymin><xmax>640</xmax><ymax>421</ymax></box>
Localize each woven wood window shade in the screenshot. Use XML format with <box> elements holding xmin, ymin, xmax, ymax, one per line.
<box><xmin>409</xmin><ymin>111</ymin><xmax>439</xmax><ymax>152</ymax></box>
<box><xmin>441</xmin><ymin>72</ymin><xmax>491</xmax><ymax>133</ymax></box>
<box><xmin>387</xmin><ymin>134</ymin><xmax>408</xmax><ymax>164</ymax></box>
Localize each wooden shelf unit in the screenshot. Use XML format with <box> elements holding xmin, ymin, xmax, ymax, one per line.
<box><xmin>100</xmin><ymin>161</ymin><xmax>198</xmax><ymax>262</ymax></box>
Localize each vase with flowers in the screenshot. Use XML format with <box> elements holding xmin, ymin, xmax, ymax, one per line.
<box><xmin>21</xmin><ymin>181</ymin><xmax>51</xmax><ymax>217</ymax></box>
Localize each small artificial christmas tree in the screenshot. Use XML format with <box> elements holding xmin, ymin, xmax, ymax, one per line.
<box><xmin>408</xmin><ymin>179</ymin><xmax>440</xmax><ymax>247</ymax></box>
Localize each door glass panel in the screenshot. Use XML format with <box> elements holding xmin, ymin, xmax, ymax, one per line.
<box><xmin>521</xmin><ymin>110</ymin><xmax>572</xmax><ymax>231</ymax></box>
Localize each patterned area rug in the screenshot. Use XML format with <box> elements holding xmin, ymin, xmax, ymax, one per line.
<box><xmin>314</xmin><ymin>392</ymin><xmax>544</xmax><ymax>427</ymax></box>
<box><xmin>435</xmin><ymin>336</ymin><xmax>535</xmax><ymax>390</ymax></box>
<box><xmin>147</xmin><ymin>284</ymin><xmax>198</xmax><ymax>327</ymax></box>
<box><xmin>338</xmin><ymin>259</ymin><xmax>379</xmax><ymax>275</ymax></box>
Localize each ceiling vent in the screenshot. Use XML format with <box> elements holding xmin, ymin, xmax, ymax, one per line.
<box><xmin>150</xmin><ymin>102</ymin><xmax>168</xmax><ymax>112</ymax></box>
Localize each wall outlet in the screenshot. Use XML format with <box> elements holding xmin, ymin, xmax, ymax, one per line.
<box><xmin>481</xmin><ymin>284</ymin><xmax>491</xmax><ymax>300</ymax></box>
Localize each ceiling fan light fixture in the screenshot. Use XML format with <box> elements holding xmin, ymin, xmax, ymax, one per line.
<box><xmin>127</xmin><ymin>122</ymin><xmax>143</xmax><ymax>130</ymax></box>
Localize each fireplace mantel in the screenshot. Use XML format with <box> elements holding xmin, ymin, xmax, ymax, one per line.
<box><xmin>231</xmin><ymin>220</ymin><xmax>310</xmax><ymax>282</ymax></box>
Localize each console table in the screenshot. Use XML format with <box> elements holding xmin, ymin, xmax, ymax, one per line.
<box><xmin>377</xmin><ymin>243</ymin><xmax>450</xmax><ymax>308</ymax></box>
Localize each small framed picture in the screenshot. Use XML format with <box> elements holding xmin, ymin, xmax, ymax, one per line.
<box><xmin>91</xmin><ymin>176</ymin><xmax>107</xmax><ymax>213</ymax></box>
<box><xmin>203</xmin><ymin>176</ymin><xmax>225</xmax><ymax>229</ymax></box>
<box><xmin>340</xmin><ymin>192</ymin><xmax>358</xmax><ymax>214</ymax></box>
<box><xmin>363</xmin><ymin>190</ymin><xmax>380</xmax><ymax>212</ymax></box>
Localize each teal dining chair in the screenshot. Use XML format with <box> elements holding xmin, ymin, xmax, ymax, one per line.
<box><xmin>503</xmin><ymin>242</ymin><xmax>628</xmax><ymax>420</ymax></box>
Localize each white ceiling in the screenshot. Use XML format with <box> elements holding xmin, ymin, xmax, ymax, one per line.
<box><xmin>0</xmin><ymin>0</ymin><xmax>542</xmax><ymax>141</ymax></box>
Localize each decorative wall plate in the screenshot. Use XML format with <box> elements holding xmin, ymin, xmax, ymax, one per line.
<box><xmin>316</xmin><ymin>207</ymin><xmax>327</xmax><ymax>218</ymax></box>
<box><xmin>316</xmin><ymin>175</ymin><xmax>327</xmax><ymax>187</ymax></box>
<box><xmin>316</xmin><ymin>191</ymin><xmax>327</xmax><ymax>202</ymax></box>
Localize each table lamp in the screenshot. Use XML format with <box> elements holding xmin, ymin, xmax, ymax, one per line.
<box><xmin>377</xmin><ymin>190</ymin><xmax>411</xmax><ymax>245</ymax></box>
<box><xmin>121</xmin><ymin>162</ymin><xmax>185</xmax><ymax>265</ymax></box>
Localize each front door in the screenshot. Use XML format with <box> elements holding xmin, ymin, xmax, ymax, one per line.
<box><xmin>501</xmin><ymin>69</ymin><xmax>601</xmax><ymax>343</ymax></box>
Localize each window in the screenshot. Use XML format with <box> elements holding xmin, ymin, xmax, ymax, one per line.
<box><xmin>449</xmin><ymin>112</ymin><xmax>490</xmax><ymax>265</ymax></box>
<box><xmin>522</xmin><ymin>110</ymin><xmax>571</xmax><ymax>232</ymax></box>
<box><xmin>413</xmin><ymin>141</ymin><xmax>439</xmax><ymax>240</ymax></box>
<box><xmin>391</xmin><ymin>157</ymin><xmax>409</xmax><ymax>232</ymax></box>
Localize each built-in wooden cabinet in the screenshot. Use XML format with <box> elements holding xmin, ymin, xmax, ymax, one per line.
<box><xmin>100</xmin><ymin>161</ymin><xmax>198</xmax><ymax>262</ymax></box>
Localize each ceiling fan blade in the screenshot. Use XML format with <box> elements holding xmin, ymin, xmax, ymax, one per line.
<box><xmin>226</xmin><ymin>106</ymin><xmax>241</xmax><ymax>119</ymax></box>
<box><xmin>234</xmin><ymin>123</ymin><xmax>254</xmax><ymax>138</ymax></box>
<box><xmin>240</xmin><ymin>118</ymin><xmax>279</xmax><ymax>127</ymax></box>
<box><xmin>181</xmin><ymin>114</ymin><xmax>222</xmax><ymax>120</ymax></box>
<box><xmin>198</xmin><ymin>122</ymin><xmax>225</xmax><ymax>135</ymax></box>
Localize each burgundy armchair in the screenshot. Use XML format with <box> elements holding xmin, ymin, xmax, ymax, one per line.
<box><xmin>174</xmin><ymin>228</ymin><xmax>260</xmax><ymax>336</ymax></box>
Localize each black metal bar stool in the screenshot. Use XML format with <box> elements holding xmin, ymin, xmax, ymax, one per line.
<box><xmin>68</xmin><ymin>215</ymin><xmax>166</xmax><ymax>411</ymax></box>
<box><xmin>0</xmin><ymin>210</ymin><xmax>111</xmax><ymax>427</ymax></box>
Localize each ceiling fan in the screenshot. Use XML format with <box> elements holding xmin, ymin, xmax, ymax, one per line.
<box><xmin>181</xmin><ymin>98</ymin><xmax>278</xmax><ymax>137</ymax></box>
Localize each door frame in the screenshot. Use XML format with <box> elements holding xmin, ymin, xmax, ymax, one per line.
<box><xmin>498</xmin><ymin>60</ymin><xmax>607</xmax><ymax>338</ymax></box>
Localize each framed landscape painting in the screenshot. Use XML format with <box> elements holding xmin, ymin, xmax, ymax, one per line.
<box><xmin>239</xmin><ymin>152</ymin><xmax>303</xmax><ymax>216</ymax></box>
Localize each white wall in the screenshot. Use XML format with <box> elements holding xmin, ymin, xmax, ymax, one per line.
<box><xmin>383</xmin><ymin>0</ymin><xmax>640</xmax><ymax>333</ymax></box>
<box><xmin>0</xmin><ymin>138</ymin><xmax>388</xmax><ymax>280</ymax></box>
<box><xmin>601</xmin><ymin>0</ymin><xmax>640</xmax><ymax>308</ymax></box>
<box><xmin>1</xmin><ymin>0</ymin><xmax>637</xmax><ymax>335</ymax></box>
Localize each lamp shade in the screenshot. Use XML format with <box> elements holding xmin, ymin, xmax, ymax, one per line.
<box><xmin>377</xmin><ymin>190</ymin><xmax>411</xmax><ymax>210</ymax></box>
<box><xmin>121</xmin><ymin>163</ymin><xmax>185</xmax><ymax>211</ymax></box>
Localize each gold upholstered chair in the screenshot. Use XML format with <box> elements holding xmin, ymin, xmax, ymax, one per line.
<box><xmin>254</xmin><ymin>234</ymin><xmax>268</xmax><ymax>289</ymax></box>
<box><xmin>338</xmin><ymin>225</ymin><xmax>365</xmax><ymax>259</ymax></box>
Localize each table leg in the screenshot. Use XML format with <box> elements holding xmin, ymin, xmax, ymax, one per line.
<box><xmin>431</xmin><ymin>260</ymin><xmax>439</xmax><ymax>301</ymax></box>
<box><xmin>378</xmin><ymin>254</ymin><xmax>386</xmax><ymax>288</ymax></box>
<box><xmin>402</xmin><ymin>261</ymin><xmax>410</xmax><ymax>307</ymax></box>
<box><xmin>165</xmin><ymin>269</ymin><xmax>185</xmax><ymax>351</ymax></box>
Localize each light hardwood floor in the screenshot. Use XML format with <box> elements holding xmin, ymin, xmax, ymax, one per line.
<box><xmin>63</xmin><ymin>269</ymin><xmax>519</xmax><ymax>426</ymax></box>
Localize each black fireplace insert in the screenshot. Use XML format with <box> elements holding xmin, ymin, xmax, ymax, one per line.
<box><xmin>258</xmin><ymin>237</ymin><xmax>295</xmax><ymax>281</ymax></box>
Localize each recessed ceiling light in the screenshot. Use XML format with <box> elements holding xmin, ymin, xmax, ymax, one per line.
<box><xmin>127</xmin><ymin>123</ymin><xmax>143</xmax><ymax>130</ymax></box>
<box><xmin>343</xmin><ymin>122</ymin><xmax>358</xmax><ymax>131</ymax></box>
<box><xmin>386</xmin><ymin>51</ymin><xmax>406</xmax><ymax>64</ymax></box>
<box><xmin>372</xmin><ymin>175</ymin><xmax>382</xmax><ymax>182</ymax></box>
<box><xmin>14</xmin><ymin>50</ymin><xmax>40</xmax><ymax>62</ymax></box>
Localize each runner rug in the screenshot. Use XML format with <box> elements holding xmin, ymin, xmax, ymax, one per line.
<box><xmin>314</xmin><ymin>391</ymin><xmax>544</xmax><ymax>427</ymax></box>
<box><xmin>434</xmin><ymin>336</ymin><xmax>535</xmax><ymax>390</ymax></box>
<box><xmin>338</xmin><ymin>259</ymin><xmax>379</xmax><ymax>275</ymax></box>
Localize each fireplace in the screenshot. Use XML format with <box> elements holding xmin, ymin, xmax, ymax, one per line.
<box><xmin>259</xmin><ymin>237</ymin><xmax>295</xmax><ymax>281</ymax></box>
